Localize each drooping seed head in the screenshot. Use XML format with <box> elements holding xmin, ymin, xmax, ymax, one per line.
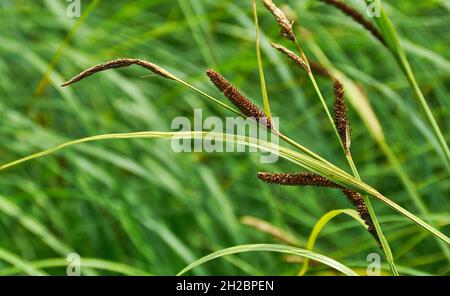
<box><xmin>271</xmin><ymin>43</ymin><xmax>309</xmax><ymax>72</ymax></box>
<box><xmin>257</xmin><ymin>172</ymin><xmax>338</xmax><ymax>187</ymax></box>
<box><xmin>262</xmin><ymin>0</ymin><xmax>295</xmax><ymax>41</ymax></box>
<box><xmin>341</xmin><ymin>188</ymin><xmax>380</xmax><ymax>246</ymax></box>
<box><xmin>206</xmin><ymin>69</ymin><xmax>271</xmax><ymax>129</ymax></box>
<box><xmin>61</xmin><ymin>58</ymin><xmax>176</xmax><ymax>87</ymax></box>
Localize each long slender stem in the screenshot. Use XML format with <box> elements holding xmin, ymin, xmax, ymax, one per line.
<box><xmin>278</xmin><ymin>133</ymin><xmax>331</xmax><ymax>165</ymax></box>
<box><xmin>175</xmin><ymin>79</ymin><xmax>243</xmax><ymax>117</ymax></box>
<box><xmin>294</xmin><ymin>37</ymin><xmax>346</xmax><ymax>151</ymax></box>
<box><xmin>407</xmin><ymin>65</ymin><xmax>450</xmax><ymax>164</ymax></box>
<box><xmin>252</xmin><ymin>0</ymin><xmax>272</xmax><ymax>120</ymax></box>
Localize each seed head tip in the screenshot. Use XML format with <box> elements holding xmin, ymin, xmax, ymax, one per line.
<box><xmin>262</xmin><ymin>0</ymin><xmax>295</xmax><ymax>41</ymax></box>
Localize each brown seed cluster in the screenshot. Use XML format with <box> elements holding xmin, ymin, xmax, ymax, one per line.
<box><xmin>206</xmin><ymin>69</ymin><xmax>271</xmax><ymax>129</ymax></box>
<box><xmin>258</xmin><ymin>172</ymin><xmax>380</xmax><ymax>246</ymax></box>
<box><xmin>320</xmin><ymin>0</ymin><xmax>386</xmax><ymax>46</ymax></box>
<box><xmin>271</xmin><ymin>43</ymin><xmax>309</xmax><ymax>72</ymax></box>
<box><xmin>258</xmin><ymin>172</ymin><xmax>336</xmax><ymax>187</ymax></box>
<box><xmin>333</xmin><ymin>79</ymin><xmax>351</xmax><ymax>154</ymax></box>
<box><xmin>341</xmin><ymin>188</ymin><xmax>380</xmax><ymax>246</ymax></box>
<box><xmin>61</xmin><ymin>58</ymin><xmax>176</xmax><ymax>87</ymax></box>
<box><xmin>262</xmin><ymin>0</ymin><xmax>295</xmax><ymax>41</ymax></box>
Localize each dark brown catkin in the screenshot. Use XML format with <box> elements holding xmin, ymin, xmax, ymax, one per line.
<box><xmin>206</xmin><ymin>69</ymin><xmax>271</xmax><ymax>129</ymax></box>
<box><xmin>257</xmin><ymin>172</ymin><xmax>337</xmax><ymax>187</ymax></box>
<box><xmin>258</xmin><ymin>172</ymin><xmax>380</xmax><ymax>246</ymax></box>
<box><xmin>333</xmin><ymin>79</ymin><xmax>351</xmax><ymax>154</ymax></box>
<box><xmin>61</xmin><ymin>58</ymin><xmax>176</xmax><ymax>87</ymax></box>
<box><xmin>341</xmin><ymin>188</ymin><xmax>380</xmax><ymax>246</ymax></box>
<box><xmin>320</xmin><ymin>0</ymin><xmax>386</xmax><ymax>46</ymax></box>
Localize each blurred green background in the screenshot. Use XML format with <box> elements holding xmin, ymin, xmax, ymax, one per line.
<box><xmin>0</xmin><ymin>0</ymin><xmax>448</xmax><ymax>275</ymax></box>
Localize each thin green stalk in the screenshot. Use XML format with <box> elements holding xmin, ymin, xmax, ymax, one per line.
<box><xmin>406</xmin><ymin>62</ymin><xmax>450</xmax><ymax>164</ymax></box>
<box><xmin>0</xmin><ymin>258</ymin><xmax>152</xmax><ymax>276</ymax></box>
<box><xmin>0</xmin><ymin>247</ymin><xmax>47</xmax><ymax>276</ymax></box>
<box><xmin>378</xmin><ymin>140</ymin><xmax>450</xmax><ymax>261</ymax></box>
<box><xmin>278</xmin><ymin>133</ymin><xmax>331</xmax><ymax>165</ymax></box>
<box><xmin>253</xmin><ymin>0</ymin><xmax>272</xmax><ymax>119</ymax></box>
<box><xmin>177</xmin><ymin>244</ymin><xmax>358</xmax><ymax>276</ymax></box>
<box><xmin>175</xmin><ymin>78</ymin><xmax>243</xmax><ymax>116</ymax></box>
<box><xmin>293</xmin><ymin>37</ymin><xmax>345</xmax><ymax>152</ymax></box>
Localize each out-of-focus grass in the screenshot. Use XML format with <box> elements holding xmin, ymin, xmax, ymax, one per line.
<box><xmin>0</xmin><ymin>0</ymin><xmax>448</xmax><ymax>275</ymax></box>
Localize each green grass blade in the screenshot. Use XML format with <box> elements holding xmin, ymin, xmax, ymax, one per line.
<box><xmin>177</xmin><ymin>0</ymin><xmax>216</xmax><ymax>67</ymax></box>
<box><xmin>371</xmin><ymin>191</ymin><xmax>450</xmax><ymax>245</ymax></box>
<box><xmin>177</xmin><ymin>244</ymin><xmax>358</xmax><ymax>276</ymax></box>
<box><xmin>0</xmin><ymin>247</ymin><xmax>47</xmax><ymax>276</ymax></box>
<box><xmin>0</xmin><ymin>195</ymin><xmax>72</xmax><ymax>255</ymax></box>
<box><xmin>0</xmin><ymin>258</ymin><xmax>151</xmax><ymax>276</ymax></box>
<box><xmin>299</xmin><ymin>209</ymin><xmax>365</xmax><ymax>276</ymax></box>
<box><xmin>365</xmin><ymin>0</ymin><xmax>450</xmax><ymax>166</ymax></box>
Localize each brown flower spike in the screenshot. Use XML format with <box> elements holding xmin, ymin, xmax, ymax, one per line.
<box><xmin>258</xmin><ymin>172</ymin><xmax>336</xmax><ymax>187</ymax></box>
<box><xmin>258</xmin><ymin>172</ymin><xmax>381</xmax><ymax>246</ymax></box>
<box><xmin>206</xmin><ymin>69</ymin><xmax>271</xmax><ymax>129</ymax></box>
<box><xmin>61</xmin><ymin>58</ymin><xmax>176</xmax><ymax>87</ymax></box>
<box><xmin>262</xmin><ymin>0</ymin><xmax>295</xmax><ymax>41</ymax></box>
<box><xmin>333</xmin><ymin>79</ymin><xmax>351</xmax><ymax>154</ymax></box>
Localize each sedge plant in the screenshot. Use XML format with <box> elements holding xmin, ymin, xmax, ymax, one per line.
<box><xmin>0</xmin><ymin>0</ymin><xmax>449</xmax><ymax>276</ymax></box>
